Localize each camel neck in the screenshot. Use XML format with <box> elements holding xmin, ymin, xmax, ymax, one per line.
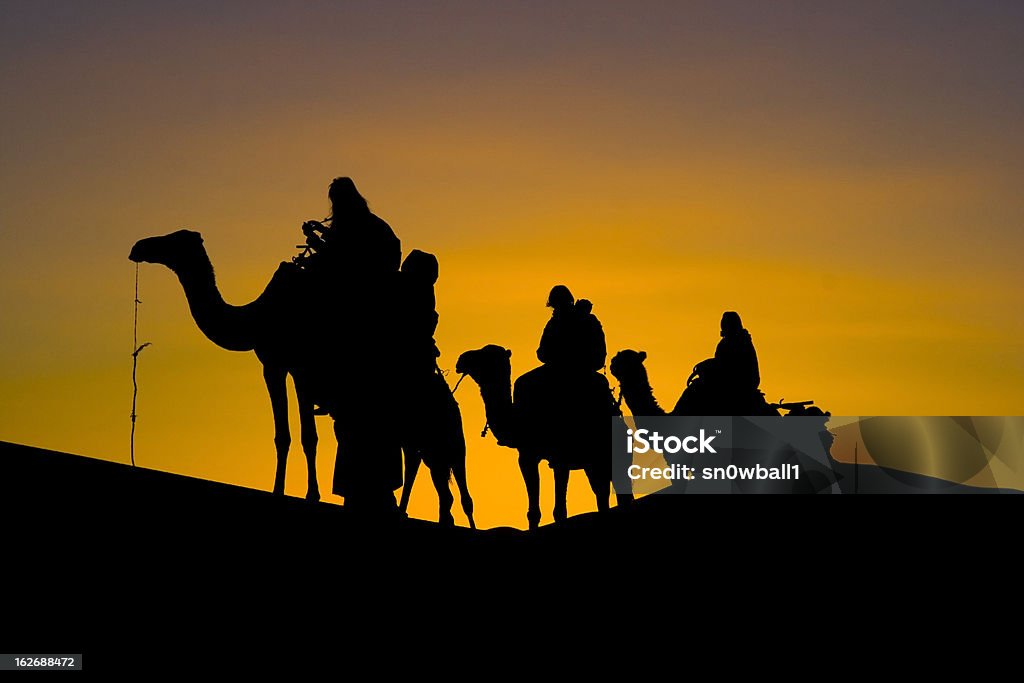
<box><xmin>478</xmin><ymin>377</ymin><xmax>516</xmax><ymax>446</ymax></box>
<box><xmin>619</xmin><ymin>376</ymin><xmax>665</xmax><ymax>417</ymax></box>
<box><xmin>172</xmin><ymin>250</ymin><xmax>258</xmax><ymax>353</ymax></box>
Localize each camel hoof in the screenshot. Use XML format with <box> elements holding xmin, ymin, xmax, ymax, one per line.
<box><xmin>272</xmin><ymin>487</ymin><xmax>285</xmax><ymax>496</ymax></box>
<box><xmin>439</xmin><ymin>512</ymin><xmax>455</xmax><ymax>528</ymax></box>
<box><xmin>305</xmin><ymin>490</ymin><xmax>321</xmax><ymax>502</ymax></box>
<box><xmin>527</xmin><ymin>511</ymin><xmax>541</xmax><ymax>530</ymax></box>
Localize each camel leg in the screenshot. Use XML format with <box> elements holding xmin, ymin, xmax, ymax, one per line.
<box><xmin>553</xmin><ymin>466</ymin><xmax>570</xmax><ymax>523</ymax></box>
<box><xmin>399</xmin><ymin>448</ymin><xmax>421</xmax><ymax>515</ymax></box>
<box><xmin>452</xmin><ymin>454</ymin><xmax>475</xmax><ymax>530</ymax></box>
<box><xmin>585</xmin><ymin>465</ymin><xmax>611</xmax><ymax>513</ymax></box>
<box><xmin>519</xmin><ymin>453</ymin><xmax>541</xmax><ymax>530</ymax></box>
<box><xmin>429</xmin><ymin>464</ymin><xmax>455</xmax><ymax>528</ymax></box>
<box><xmin>263</xmin><ymin>365</ymin><xmax>290</xmax><ymax>496</ymax></box>
<box><xmin>293</xmin><ymin>378</ymin><xmax>320</xmax><ymax>502</ymax></box>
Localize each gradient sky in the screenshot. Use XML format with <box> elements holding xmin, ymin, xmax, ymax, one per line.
<box><xmin>2</xmin><ymin>1</ymin><xmax>1022</xmax><ymax>527</ymax></box>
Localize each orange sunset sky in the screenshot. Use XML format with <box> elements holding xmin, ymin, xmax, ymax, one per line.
<box><xmin>1</xmin><ymin>1</ymin><xmax>1022</xmax><ymax>527</ymax></box>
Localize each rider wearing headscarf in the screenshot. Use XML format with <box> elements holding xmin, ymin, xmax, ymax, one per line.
<box><xmin>537</xmin><ymin>284</ymin><xmax>606</xmax><ymax>373</ymax></box>
<box><xmin>714</xmin><ymin>311</ymin><xmax>760</xmax><ymax>393</ymax></box>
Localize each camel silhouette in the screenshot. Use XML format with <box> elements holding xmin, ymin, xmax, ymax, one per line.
<box><xmin>129</xmin><ymin>229</ymin><xmax>474</xmax><ymax>525</ymax></box>
<box><xmin>399</xmin><ymin>372</ymin><xmax>475</xmax><ymax>528</ymax></box>
<box><xmin>609</xmin><ymin>349</ymin><xmax>837</xmax><ymax>495</ymax></box>
<box><xmin>609</xmin><ymin>349</ymin><xmax>815</xmax><ymax>416</ymax></box>
<box><xmin>129</xmin><ymin>230</ymin><xmax>323</xmax><ymax>500</ymax></box>
<box><xmin>455</xmin><ymin>344</ymin><xmax>630</xmax><ymax>529</ymax></box>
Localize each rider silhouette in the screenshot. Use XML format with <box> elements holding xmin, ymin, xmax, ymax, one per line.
<box><xmin>300</xmin><ymin>177</ymin><xmax>401</xmax><ymax>280</ymax></box>
<box><xmin>298</xmin><ymin>177</ymin><xmax>404</xmax><ymax>512</ymax></box>
<box><xmin>714</xmin><ymin>311</ymin><xmax>760</xmax><ymax>394</ymax></box>
<box><xmin>399</xmin><ymin>249</ymin><xmax>441</xmax><ymax>374</ymax></box>
<box><xmin>537</xmin><ymin>285</ymin><xmax>606</xmax><ymax>373</ymax></box>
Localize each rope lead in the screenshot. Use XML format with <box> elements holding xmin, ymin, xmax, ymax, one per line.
<box><xmin>131</xmin><ymin>263</ymin><xmax>151</xmax><ymax>467</ymax></box>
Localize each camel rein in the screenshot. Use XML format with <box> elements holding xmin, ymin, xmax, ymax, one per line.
<box><xmin>130</xmin><ymin>263</ymin><xmax>151</xmax><ymax>467</ymax></box>
<box><xmin>451</xmin><ymin>372</ymin><xmax>467</xmax><ymax>394</ymax></box>
<box><xmin>449</xmin><ymin>371</ymin><xmax>488</xmax><ymax>437</ymax></box>
<box><xmin>447</xmin><ymin>370</ymin><xmax>488</xmax><ymax>437</ymax></box>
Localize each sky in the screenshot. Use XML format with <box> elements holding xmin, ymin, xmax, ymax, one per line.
<box><xmin>1</xmin><ymin>1</ymin><xmax>1022</xmax><ymax>527</ymax></box>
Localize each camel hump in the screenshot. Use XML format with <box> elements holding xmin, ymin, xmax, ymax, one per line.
<box><xmin>401</xmin><ymin>249</ymin><xmax>439</xmax><ymax>283</ymax></box>
<box><xmin>514</xmin><ymin>365</ymin><xmax>613</xmax><ymax>419</ymax></box>
<box><xmin>249</xmin><ymin>261</ymin><xmax>305</xmax><ymax>308</ymax></box>
<box><xmin>270</xmin><ymin>260</ymin><xmax>303</xmax><ymax>283</ymax></box>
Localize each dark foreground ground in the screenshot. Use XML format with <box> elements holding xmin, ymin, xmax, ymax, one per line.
<box><xmin>1</xmin><ymin>441</ymin><xmax>1015</xmax><ymax>671</ymax></box>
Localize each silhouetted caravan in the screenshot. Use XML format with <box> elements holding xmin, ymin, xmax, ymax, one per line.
<box><xmin>456</xmin><ymin>344</ymin><xmax>630</xmax><ymax>529</ymax></box>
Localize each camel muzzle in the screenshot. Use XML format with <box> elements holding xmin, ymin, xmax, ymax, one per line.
<box><xmin>128</xmin><ymin>241</ymin><xmax>146</xmax><ymax>263</ymax></box>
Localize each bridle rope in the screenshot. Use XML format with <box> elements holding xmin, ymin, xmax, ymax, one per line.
<box><xmin>130</xmin><ymin>263</ymin><xmax>152</xmax><ymax>467</ymax></box>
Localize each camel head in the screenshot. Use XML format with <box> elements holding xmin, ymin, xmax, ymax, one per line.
<box><xmin>456</xmin><ymin>345</ymin><xmax>512</xmax><ymax>386</ymax></box>
<box><xmin>609</xmin><ymin>349</ymin><xmax>649</xmax><ymax>386</ymax></box>
<box><xmin>129</xmin><ymin>229</ymin><xmax>206</xmax><ymax>272</ymax></box>
<box><xmin>784</xmin><ymin>404</ymin><xmax>830</xmax><ymax>418</ymax></box>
